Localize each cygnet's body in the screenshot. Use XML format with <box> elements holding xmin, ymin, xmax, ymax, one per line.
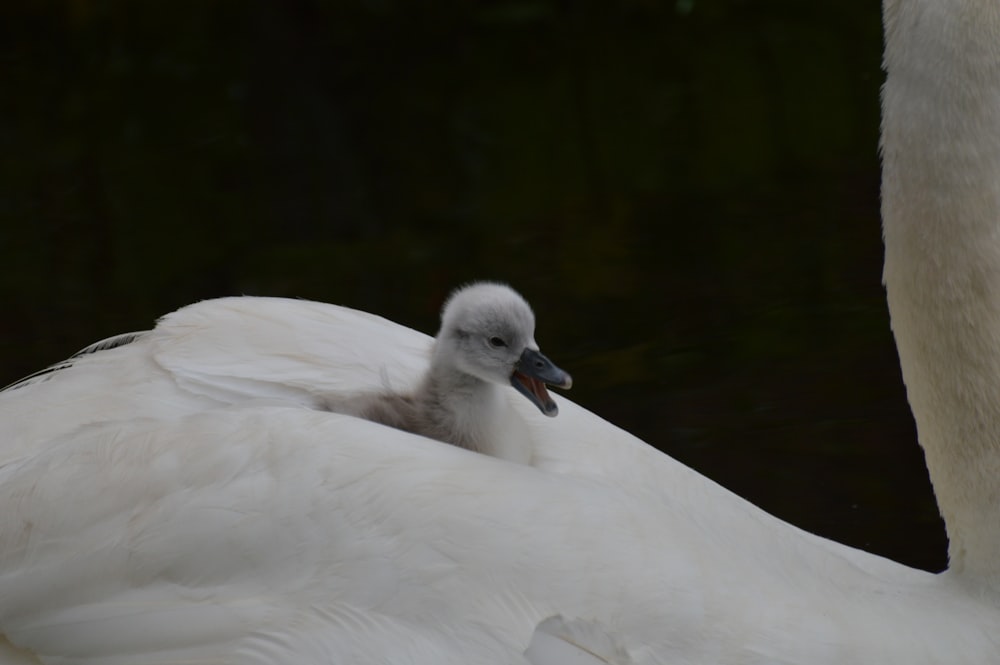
<box><xmin>322</xmin><ymin>282</ymin><xmax>572</xmax><ymax>463</ymax></box>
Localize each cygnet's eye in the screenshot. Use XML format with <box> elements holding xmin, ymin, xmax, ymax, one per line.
<box><xmin>488</xmin><ymin>336</ymin><xmax>507</xmax><ymax>348</ymax></box>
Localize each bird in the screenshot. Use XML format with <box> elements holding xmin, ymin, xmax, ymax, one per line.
<box><xmin>318</xmin><ymin>282</ymin><xmax>572</xmax><ymax>463</ymax></box>
<box><xmin>881</xmin><ymin>0</ymin><xmax>1000</xmax><ymax>591</ymax></box>
<box><xmin>2</xmin><ymin>0</ymin><xmax>1000</xmax><ymax>663</ymax></box>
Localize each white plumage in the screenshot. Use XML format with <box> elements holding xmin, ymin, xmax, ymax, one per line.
<box><xmin>0</xmin><ymin>295</ymin><xmax>996</xmax><ymax>664</ymax></box>
<box><xmin>3</xmin><ymin>0</ymin><xmax>1000</xmax><ymax>662</ymax></box>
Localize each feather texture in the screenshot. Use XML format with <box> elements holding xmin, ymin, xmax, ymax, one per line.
<box><xmin>0</xmin><ymin>295</ymin><xmax>998</xmax><ymax>664</ymax></box>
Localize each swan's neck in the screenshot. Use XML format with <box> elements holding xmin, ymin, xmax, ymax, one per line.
<box><xmin>882</xmin><ymin>0</ymin><xmax>1000</xmax><ymax>590</ymax></box>
<box><xmin>420</xmin><ymin>360</ymin><xmax>532</xmax><ymax>464</ymax></box>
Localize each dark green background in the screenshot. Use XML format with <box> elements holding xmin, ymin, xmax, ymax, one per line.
<box><xmin>2</xmin><ymin>1</ymin><xmax>944</xmax><ymax>570</ymax></box>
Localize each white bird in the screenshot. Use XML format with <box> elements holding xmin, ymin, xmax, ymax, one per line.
<box><xmin>319</xmin><ymin>282</ymin><xmax>572</xmax><ymax>463</ymax></box>
<box><xmin>2</xmin><ymin>0</ymin><xmax>1000</xmax><ymax>663</ymax></box>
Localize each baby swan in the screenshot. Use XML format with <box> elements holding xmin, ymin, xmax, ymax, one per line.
<box><xmin>322</xmin><ymin>282</ymin><xmax>572</xmax><ymax>463</ymax></box>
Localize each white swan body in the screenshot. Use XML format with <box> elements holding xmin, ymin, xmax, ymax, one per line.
<box><xmin>319</xmin><ymin>282</ymin><xmax>572</xmax><ymax>463</ymax></box>
<box><xmin>4</xmin><ymin>0</ymin><xmax>1000</xmax><ymax>662</ymax></box>
<box><xmin>0</xmin><ymin>295</ymin><xmax>998</xmax><ymax>664</ymax></box>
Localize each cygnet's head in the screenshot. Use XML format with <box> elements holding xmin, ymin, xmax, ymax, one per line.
<box><xmin>435</xmin><ymin>282</ymin><xmax>572</xmax><ymax>416</ymax></box>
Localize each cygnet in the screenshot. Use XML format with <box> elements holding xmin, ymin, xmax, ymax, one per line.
<box><xmin>321</xmin><ymin>282</ymin><xmax>572</xmax><ymax>463</ymax></box>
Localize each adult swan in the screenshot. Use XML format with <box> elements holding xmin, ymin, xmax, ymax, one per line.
<box><xmin>2</xmin><ymin>0</ymin><xmax>999</xmax><ymax>662</ymax></box>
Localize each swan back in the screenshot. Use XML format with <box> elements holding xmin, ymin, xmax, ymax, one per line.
<box><xmin>2</xmin><ymin>396</ymin><xmax>998</xmax><ymax>663</ymax></box>
<box><xmin>2</xmin><ymin>292</ymin><xmax>1000</xmax><ymax>662</ymax></box>
<box><xmin>0</xmin><ymin>297</ymin><xmax>431</xmax><ymax>464</ymax></box>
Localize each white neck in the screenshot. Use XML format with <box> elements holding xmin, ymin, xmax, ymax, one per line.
<box><xmin>882</xmin><ymin>0</ymin><xmax>1000</xmax><ymax>589</ymax></box>
<box><xmin>422</xmin><ymin>357</ymin><xmax>532</xmax><ymax>464</ymax></box>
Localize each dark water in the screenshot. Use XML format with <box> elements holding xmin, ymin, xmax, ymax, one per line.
<box><xmin>0</xmin><ymin>1</ymin><xmax>946</xmax><ymax>571</ymax></box>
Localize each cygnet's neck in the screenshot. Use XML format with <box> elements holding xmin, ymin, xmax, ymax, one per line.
<box><xmin>882</xmin><ymin>0</ymin><xmax>1000</xmax><ymax>591</ymax></box>
<box><xmin>419</xmin><ymin>355</ymin><xmax>532</xmax><ymax>464</ymax></box>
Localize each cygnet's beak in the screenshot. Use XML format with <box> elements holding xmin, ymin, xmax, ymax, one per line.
<box><xmin>511</xmin><ymin>348</ymin><xmax>573</xmax><ymax>417</ymax></box>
